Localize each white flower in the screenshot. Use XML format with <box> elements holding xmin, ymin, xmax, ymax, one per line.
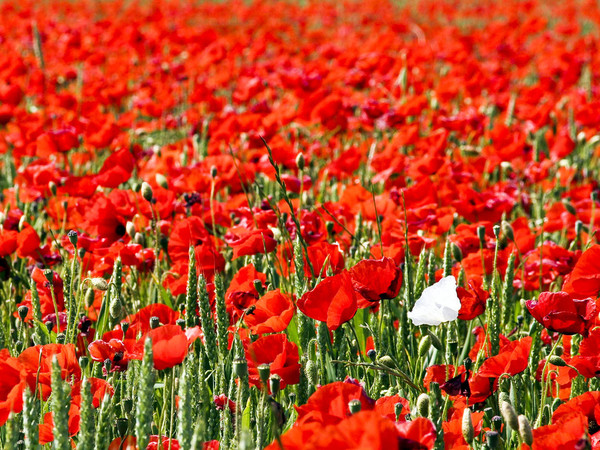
<box><xmin>407</xmin><ymin>276</ymin><xmax>461</xmax><ymax>326</ymax></box>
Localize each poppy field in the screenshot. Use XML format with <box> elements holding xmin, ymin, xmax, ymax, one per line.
<box><xmin>2</xmin><ymin>0</ymin><xmax>600</xmax><ymax>448</ymax></box>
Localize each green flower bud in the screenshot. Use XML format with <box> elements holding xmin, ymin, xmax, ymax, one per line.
<box><xmin>501</xmin><ymin>401</ymin><xmax>519</xmax><ymax>430</ymax></box>
<box><xmin>462</xmin><ymin>408</ymin><xmax>474</xmax><ymax>444</ymax></box>
<box><xmin>518</xmin><ymin>415</ymin><xmax>533</xmax><ymax>445</ymax></box>
<box><xmin>141</xmin><ymin>181</ymin><xmax>153</xmax><ymax>202</ymax></box>
<box><xmin>417</xmin><ymin>393</ymin><xmax>430</xmax><ymax>417</ymax></box>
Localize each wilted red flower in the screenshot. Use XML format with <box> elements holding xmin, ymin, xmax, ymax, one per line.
<box><xmin>244</xmin><ymin>289</ymin><xmax>295</xmax><ymax>335</ymax></box>
<box><xmin>245</xmin><ymin>333</ymin><xmax>300</xmax><ymax>390</ymax></box>
<box><xmin>349</xmin><ymin>257</ymin><xmax>402</xmax><ymax>308</ymax></box>
<box><xmin>297</xmin><ymin>270</ymin><xmax>357</xmax><ymax>330</ymax></box>
<box><xmin>526</xmin><ymin>291</ymin><xmax>596</xmax><ymax>335</ymax></box>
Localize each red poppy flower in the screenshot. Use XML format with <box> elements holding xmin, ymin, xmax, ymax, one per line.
<box><xmin>526</xmin><ymin>291</ymin><xmax>596</xmax><ymax>336</ymax></box>
<box><xmin>457</xmin><ymin>279</ymin><xmax>489</xmax><ymax>321</ymax></box>
<box><xmin>136</xmin><ymin>324</ymin><xmax>189</xmax><ymax>371</ymax></box>
<box><xmin>245</xmin><ymin>333</ymin><xmax>300</xmax><ymax>390</ymax></box>
<box><xmin>88</xmin><ymin>338</ymin><xmax>137</xmax><ymax>372</ymax></box>
<box><xmin>532</xmin><ymin>410</ymin><xmax>588</xmax><ymax>449</ymax></box>
<box><xmin>225</xmin><ymin>226</ymin><xmax>278</xmax><ymax>259</ymax></box>
<box><xmin>225</xmin><ymin>264</ymin><xmax>266</xmax><ymax>321</ymax></box>
<box><xmin>122</xmin><ymin>303</ymin><xmax>180</xmax><ymax>338</ymax></box>
<box><xmin>0</xmin><ymin>349</ymin><xmax>26</xmax><ymax>426</ymax></box>
<box><xmin>563</xmin><ymin>244</ymin><xmax>600</xmax><ymax>299</ymax></box>
<box><xmin>244</xmin><ymin>289</ymin><xmax>295</xmax><ymax>335</ymax></box>
<box><xmin>395</xmin><ymin>417</ymin><xmax>436</xmax><ymax>450</ymax></box>
<box><xmin>349</xmin><ymin>257</ymin><xmax>402</xmax><ymax>308</ymax></box>
<box><xmin>297</xmin><ymin>270</ymin><xmax>357</xmax><ymax>330</ymax></box>
<box><xmin>374</xmin><ymin>394</ymin><xmax>410</xmax><ymax>422</ymax></box>
<box><xmin>18</xmin><ymin>344</ymin><xmax>81</xmax><ymax>400</ymax></box>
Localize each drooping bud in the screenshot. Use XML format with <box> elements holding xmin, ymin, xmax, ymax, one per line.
<box><xmin>518</xmin><ymin>415</ymin><xmax>533</xmax><ymax>445</ymax></box>
<box><xmin>500</xmin><ymin>401</ymin><xmax>519</xmax><ymax>430</ymax></box>
<box><xmin>418</xmin><ymin>335</ymin><xmax>432</xmax><ymax>358</ymax></box>
<box><xmin>549</xmin><ymin>355</ymin><xmax>567</xmax><ymax>367</ymax></box>
<box><xmin>91</xmin><ymin>278</ymin><xmax>109</xmax><ymax>291</ymax></box>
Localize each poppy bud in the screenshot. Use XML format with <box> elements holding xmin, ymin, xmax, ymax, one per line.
<box><xmin>501</xmin><ymin>220</ymin><xmax>514</xmax><ymax>242</ymax></box>
<box><xmin>269</xmin><ymin>374</ymin><xmax>281</xmax><ymax>397</ymax></box>
<box><xmin>498</xmin><ymin>391</ymin><xmax>510</xmax><ymax>405</ymax></box>
<box><xmin>109</xmin><ymin>295</ymin><xmax>122</xmax><ymax>320</ymax></box>
<box><xmin>477</xmin><ymin>225</ymin><xmax>486</xmax><ymax>246</ymax></box>
<box><xmin>68</xmin><ymin>230</ymin><xmax>78</xmax><ymax>247</ymax></box>
<box><xmin>134</xmin><ymin>232</ymin><xmax>145</xmax><ymax>246</ymax></box>
<box><xmin>462</xmin><ymin>408</ymin><xmax>474</xmax><ymax>444</ymax></box>
<box><xmin>49</xmin><ymin>181</ymin><xmax>57</xmax><ymax>196</ymax></box>
<box><xmin>78</xmin><ymin>247</ymin><xmax>86</xmax><ymax>259</ymax></box>
<box><xmin>91</xmin><ymin>278</ymin><xmax>109</xmax><ymax>291</ymax></box>
<box><xmin>258</xmin><ymin>364</ymin><xmax>271</xmax><ymax>386</ymax></box>
<box><xmin>210</xmin><ymin>165</ymin><xmax>218</xmax><ymax>178</ymax></box>
<box><xmin>563</xmin><ymin>199</ymin><xmax>577</xmax><ymax>215</ymax></box>
<box><xmin>418</xmin><ymin>335</ymin><xmax>432</xmax><ymax>357</ymax></box>
<box><xmin>377</xmin><ymin>355</ymin><xmax>395</xmax><ymax>369</ymax></box>
<box><xmin>149</xmin><ymin>316</ymin><xmax>160</xmax><ymax>329</ymax></box>
<box><xmin>43</xmin><ymin>269</ymin><xmax>54</xmax><ymax>285</ymax></box>
<box><xmin>555</xmin><ymin>346</ymin><xmax>564</xmax><ymax>357</ymax></box>
<box><xmin>501</xmin><ymin>401</ymin><xmax>519</xmax><ymax>430</ymax></box>
<box><xmin>155</xmin><ymin>173</ymin><xmax>168</xmax><ymax>189</ymax></box>
<box><xmin>486</xmin><ymin>431</ymin><xmax>500</xmax><ymax>449</ymax></box>
<box><xmin>296</xmin><ymin>153</ymin><xmax>305</xmax><ymax>171</ymax></box>
<box><xmin>141</xmin><ymin>182</ymin><xmax>153</xmax><ymax>202</ymax></box>
<box><xmin>79</xmin><ymin>356</ymin><xmax>89</xmax><ymax>370</ymax></box>
<box><xmin>548</xmin><ymin>355</ymin><xmax>567</xmax><ymax>366</ymax></box>
<box><xmin>18</xmin><ymin>215</ymin><xmax>26</xmax><ymax>231</ymax></box>
<box><xmin>518</xmin><ymin>415</ymin><xmax>533</xmax><ymax>445</ymax></box>
<box><xmin>345</xmin><ymin>399</ymin><xmax>361</xmax><ymax>415</ymax></box>
<box><xmin>46</xmin><ymin>321</ymin><xmax>54</xmax><ymax>333</ymax></box>
<box><xmin>126</xmin><ymin>221</ymin><xmax>136</xmax><ymax>238</ymax></box>
<box><xmin>417</xmin><ymin>393</ymin><xmax>430</xmax><ymax>417</ymax></box>
<box><xmin>426</xmin><ymin>330</ymin><xmax>444</xmax><ymax>351</ymax></box>
<box><xmin>575</xmin><ymin>220</ymin><xmax>584</xmax><ymax>238</ymax></box>
<box><xmin>104</xmin><ymin>358</ymin><xmax>112</xmax><ymax>373</ymax></box>
<box><xmin>85</xmin><ymin>288</ymin><xmax>95</xmax><ymax>308</ymax></box>
<box><xmin>17</xmin><ymin>305</ymin><xmax>28</xmax><ymax>321</ymax></box>
<box><xmin>452</xmin><ymin>243</ymin><xmax>463</xmax><ymax>262</ymax></box>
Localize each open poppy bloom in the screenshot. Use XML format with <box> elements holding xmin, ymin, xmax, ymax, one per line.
<box><xmin>245</xmin><ymin>333</ymin><xmax>300</xmax><ymax>390</ymax></box>
<box><xmin>526</xmin><ymin>291</ymin><xmax>596</xmax><ymax>336</ymax></box>
<box><xmin>349</xmin><ymin>257</ymin><xmax>402</xmax><ymax>307</ymax></box>
<box><xmin>297</xmin><ymin>270</ymin><xmax>357</xmax><ymax>330</ymax></box>
<box><xmin>407</xmin><ymin>276</ymin><xmax>461</xmax><ymax>326</ymax></box>
<box><xmin>135</xmin><ymin>324</ymin><xmax>189</xmax><ymax>371</ymax></box>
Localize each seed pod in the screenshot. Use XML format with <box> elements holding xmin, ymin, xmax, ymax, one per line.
<box><xmin>518</xmin><ymin>415</ymin><xmax>533</xmax><ymax>445</ymax></box>
<box><xmin>462</xmin><ymin>408</ymin><xmax>474</xmax><ymax>444</ymax></box>
<box><xmin>68</xmin><ymin>230</ymin><xmax>78</xmax><ymax>247</ymax></box>
<box><xmin>149</xmin><ymin>316</ymin><xmax>160</xmax><ymax>329</ymax></box>
<box><xmin>417</xmin><ymin>393</ymin><xmax>430</xmax><ymax>417</ymax></box>
<box><xmin>348</xmin><ymin>399</ymin><xmax>361</xmax><ymax>414</ymax></box>
<box><xmin>486</xmin><ymin>431</ymin><xmax>500</xmax><ymax>449</ymax></box>
<box><xmin>234</xmin><ymin>358</ymin><xmax>248</xmax><ymax>378</ymax></box>
<box><xmin>501</xmin><ymin>401</ymin><xmax>519</xmax><ymax>430</ymax></box>
<box><xmin>258</xmin><ymin>364</ymin><xmax>271</xmax><ymax>387</ymax></box>
<box><xmin>269</xmin><ymin>374</ymin><xmax>281</xmax><ymax>397</ymax></box>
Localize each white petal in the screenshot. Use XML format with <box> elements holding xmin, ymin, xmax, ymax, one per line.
<box><xmin>407</xmin><ymin>276</ymin><xmax>461</xmax><ymax>326</ymax></box>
